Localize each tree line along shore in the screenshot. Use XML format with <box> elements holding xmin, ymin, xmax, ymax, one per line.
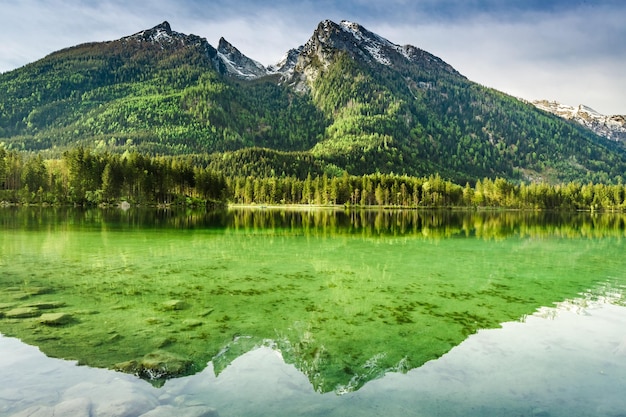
<box><xmin>1</xmin><ymin>146</ymin><xmax>626</xmax><ymax>211</ymax></box>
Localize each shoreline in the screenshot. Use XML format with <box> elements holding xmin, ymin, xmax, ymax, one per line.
<box><xmin>1</xmin><ymin>200</ymin><xmax>624</xmax><ymax>213</ymax></box>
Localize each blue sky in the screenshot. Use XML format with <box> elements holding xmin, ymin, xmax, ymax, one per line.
<box><xmin>1</xmin><ymin>0</ymin><xmax>624</xmax><ymax>114</ymax></box>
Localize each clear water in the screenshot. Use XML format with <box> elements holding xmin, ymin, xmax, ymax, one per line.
<box><xmin>1</xmin><ymin>208</ymin><xmax>625</xmax><ymax>417</ymax></box>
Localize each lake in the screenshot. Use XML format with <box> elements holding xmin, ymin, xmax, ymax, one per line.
<box><xmin>1</xmin><ymin>207</ymin><xmax>625</xmax><ymax>417</ymax></box>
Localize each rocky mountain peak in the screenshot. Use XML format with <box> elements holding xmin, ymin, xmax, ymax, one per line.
<box><xmin>283</xmin><ymin>19</ymin><xmax>462</xmax><ymax>91</ymax></box>
<box><xmin>268</xmin><ymin>46</ymin><xmax>303</xmax><ymax>75</ymax></box>
<box><xmin>290</xmin><ymin>19</ymin><xmax>383</xmax><ymax>88</ymax></box>
<box><xmin>152</xmin><ymin>20</ymin><xmax>172</xmax><ymax>35</ymax></box>
<box><xmin>119</xmin><ymin>19</ymin><xmax>460</xmax><ymax>85</ymax></box>
<box><xmin>533</xmin><ymin>100</ymin><xmax>626</xmax><ymax>142</ymax></box>
<box><xmin>154</xmin><ymin>21</ymin><xmax>172</xmax><ymax>34</ymax></box>
<box><xmin>216</xmin><ymin>37</ymin><xmax>269</xmax><ymax>79</ymax></box>
<box><xmin>124</xmin><ymin>21</ymin><xmax>177</xmax><ymax>44</ymax></box>
<box><xmin>119</xmin><ymin>22</ymin><xmax>271</xmax><ymax>79</ymax></box>
<box><xmin>304</xmin><ymin>19</ymin><xmax>444</xmax><ymax>69</ymax></box>
<box><xmin>217</xmin><ymin>37</ymin><xmax>235</xmax><ymax>54</ymax></box>
<box><xmin>301</xmin><ymin>19</ymin><xmax>387</xmax><ymax>66</ymax></box>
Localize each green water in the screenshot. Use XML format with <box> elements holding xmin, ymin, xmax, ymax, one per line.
<box><xmin>1</xmin><ymin>208</ymin><xmax>625</xmax><ymax>399</ymax></box>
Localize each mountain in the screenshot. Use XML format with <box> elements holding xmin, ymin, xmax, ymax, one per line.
<box><xmin>532</xmin><ymin>100</ymin><xmax>626</xmax><ymax>142</ymax></box>
<box><xmin>121</xmin><ymin>21</ymin><xmax>268</xmax><ymax>79</ymax></box>
<box><xmin>217</xmin><ymin>37</ymin><xmax>270</xmax><ymax>79</ymax></box>
<box><xmin>1</xmin><ymin>20</ymin><xmax>626</xmax><ymax>184</ymax></box>
<box><xmin>289</xmin><ymin>20</ymin><xmax>461</xmax><ymax>88</ymax></box>
<box><xmin>121</xmin><ymin>21</ymin><xmax>223</xmax><ymax>72</ymax></box>
<box><xmin>272</xmin><ymin>20</ymin><xmax>626</xmax><ymax>183</ymax></box>
<box><xmin>267</xmin><ymin>47</ymin><xmax>302</xmax><ymax>78</ymax></box>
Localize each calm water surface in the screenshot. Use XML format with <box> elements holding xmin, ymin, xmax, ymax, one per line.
<box><xmin>1</xmin><ymin>208</ymin><xmax>625</xmax><ymax>417</ymax></box>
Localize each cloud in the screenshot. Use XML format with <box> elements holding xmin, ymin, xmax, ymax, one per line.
<box><xmin>1</xmin><ymin>0</ymin><xmax>624</xmax><ymax>114</ymax></box>
<box><xmin>0</xmin><ymin>1</ymin><xmax>146</xmax><ymax>70</ymax></box>
<box><xmin>370</xmin><ymin>2</ymin><xmax>626</xmax><ymax>114</ymax></box>
<box><xmin>187</xmin><ymin>10</ymin><xmax>317</xmax><ymax>65</ymax></box>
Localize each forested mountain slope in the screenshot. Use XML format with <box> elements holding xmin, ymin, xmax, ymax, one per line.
<box><xmin>1</xmin><ymin>20</ymin><xmax>625</xmax><ymax>184</ymax></box>
<box><xmin>0</xmin><ymin>22</ymin><xmax>326</xmax><ymax>156</ymax></box>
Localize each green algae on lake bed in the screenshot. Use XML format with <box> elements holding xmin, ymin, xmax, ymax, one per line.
<box><xmin>0</xmin><ymin>208</ymin><xmax>625</xmax><ymax>393</ymax></box>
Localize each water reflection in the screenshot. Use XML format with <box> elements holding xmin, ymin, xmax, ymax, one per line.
<box><xmin>228</xmin><ymin>208</ymin><xmax>626</xmax><ymax>239</ymax></box>
<box><xmin>2</xmin><ymin>206</ymin><xmax>625</xmax><ymax>239</ymax></box>
<box><xmin>0</xmin><ymin>207</ymin><xmax>625</xmax><ymax>396</ymax></box>
<box><xmin>2</xmin><ymin>290</ymin><xmax>626</xmax><ymax>417</ymax></box>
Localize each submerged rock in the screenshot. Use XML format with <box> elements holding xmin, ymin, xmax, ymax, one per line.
<box><xmin>161</xmin><ymin>300</ymin><xmax>188</xmax><ymax>311</ymax></box>
<box><xmin>115</xmin><ymin>351</ymin><xmax>192</xmax><ymax>380</ymax></box>
<box><xmin>29</xmin><ymin>287</ymin><xmax>52</xmax><ymax>295</ymax></box>
<box><xmin>108</xmin><ymin>333</ymin><xmax>122</xmax><ymax>342</ymax></box>
<box><xmin>182</xmin><ymin>319</ymin><xmax>203</xmax><ymax>329</ymax></box>
<box><xmin>26</xmin><ymin>301</ymin><xmax>66</xmax><ymax>310</ymax></box>
<box><xmin>8</xmin><ymin>287</ymin><xmax>53</xmax><ymax>301</ymax></box>
<box><xmin>613</xmin><ymin>336</ymin><xmax>626</xmax><ymax>356</ymax></box>
<box><xmin>146</xmin><ymin>317</ymin><xmax>164</xmax><ymax>324</ymax></box>
<box><xmin>39</xmin><ymin>312</ymin><xmax>73</xmax><ymax>325</ymax></box>
<box><xmin>140</xmin><ymin>350</ymin><xmax>192</xmax><ymax>378</ymax></box>
<box><xmin>63</xmin><ymin>380</ymin><xmax>158</xmax><ymax>417</ymax></box>
<box><xmin>114</xmin><ymin>360</ymin><xmax>140</xmax><ymax>374</ymax></box>
<box><xmin>6</xmin><ymin>307</ymin><xmax>39</xmax><ymax>319</ymax></box>
<box><xmin>25</xmin><ymin>287</ymin><xmax>53</xmax><ymax>296</ymax></box>
<box><xmin>53</xmin><ymin>398</ymin><xmax>92</xmax><ymax>416</ymax></box>
<box><xmin>8</xmin><ymin>398</ymin><xmax>92</xmax><ymax>417</ymax></box>
<box><xmin>156</xmin><ymin>337</ymin><xmax>177</xmax><ymax>348</ymax></box>
<box><xmin>10</xmin><ymin>293</ymin><xmax>32</xmax><ymax>301</ymax></box>
<box><xmin>139</xmin><ymin>405</ymin><xmax>219</xmax><ymax>417</ymax></box>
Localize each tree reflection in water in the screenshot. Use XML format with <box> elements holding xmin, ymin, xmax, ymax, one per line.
<box><xmin>0</xmin><ymin>207</ymin><xmax>624</xmax><ymax>393</ymax></box>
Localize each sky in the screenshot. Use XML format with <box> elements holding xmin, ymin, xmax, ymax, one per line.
<box><xmin>1</xmin><ymin>0</ymin><xmax>625</xmax><ymax>115</ymax></box>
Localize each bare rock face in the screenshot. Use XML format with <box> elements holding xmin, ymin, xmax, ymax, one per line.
<box><xmin>217</xmin><ymin>38</ymin><xmax>269</xmax><ymax>79</ymax></box>
<box><xmin>278</xmin><ymin>19</ymin><xmax>460</xmax><ymax>92</ymax></box>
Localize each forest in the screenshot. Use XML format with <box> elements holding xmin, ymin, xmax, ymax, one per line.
<box><xmin>0</xmin><ymin>146</ymin><xmax>228</xmax><ymax>206</ymax></box>
<box><xmin>2</xmin><ymin>31</ymin><xmax>626</xmax><ymax>186</ymax></box>
<box><xmin>1</xmin><ymin>145</ymin><xmax>625</xmax><ymax>211</ymax></box>
<box><xmin>2</xmin><ymin>26</ymin><xmax>626</xmax><ymax>211</ymax></box>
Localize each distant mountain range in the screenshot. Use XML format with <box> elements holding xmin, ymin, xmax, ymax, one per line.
<box><xmin>532</xmin><ymin>100</ymin><xmax>626</xmax><ymax>142</ymax></box>
<box><xmin>1</xmin><ymin>20</ymin><xmax>626</xmax><ymax>183</ymax></box>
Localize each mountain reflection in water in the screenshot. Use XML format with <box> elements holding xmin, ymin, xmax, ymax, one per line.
<box><xmin>0</xmin><ymin>207</ymin><xmax>625</xmax><ymax>396</ymax></box>
<box><xmin>2</xmin><ymin>293</ymin><xmax>625</xmax><ymax>417</ymax></box>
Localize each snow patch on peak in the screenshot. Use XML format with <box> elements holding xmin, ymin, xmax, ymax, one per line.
<box><xmin>365</xmin><ymin>45</ymin><xmax>392</xmax><ymax>66</ymax></box>
<box><xmin>217</xmin><ymin>37</ymin><xmax>268</xmax><ymax>79</ymax></box>
<box><xmin>339</xmin><ymin>20</ymin><xmax>361</xmax><ymax>31</ymax></box>
<box><xmin>279</xmin><ymin>19</ymin><xmax>463</xmax><ymax>90</ymax></box>
<box><xmin>533</xmin><ymin>100</ymin><xmax>626</xmax><ymax>142</ymax></box>
<box><xmin>152</xmin><ymin>29</ymin><xmax>172</xmax><ymax>43</ymax></box>
<box><xmin>155</xmin><ymin>21</ymin><xmax>172</xmax><ymax>32</ymax></box>
<box><xmin>122</xmin><ymin>21</ymin><xmax>200</xmax><ymax>48</ymax></box>
<box><xmin>268</xmin><ymin>46</ymin><xmax>303</xmax><ymax>75</ymax></box>
<box><xmin>337</xmin><ymin>20</ymin><xmax>411</xmax><ymax>66</ymax></box>
<box><xmin>125</xmin><ymin>21</ymin><xmax>174</xmax><ymax>43</ymax></box>
<box><xmin>578</xmin><ymin>104</ymin><xmax>603</xmax><ymax>118</ymax></box>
